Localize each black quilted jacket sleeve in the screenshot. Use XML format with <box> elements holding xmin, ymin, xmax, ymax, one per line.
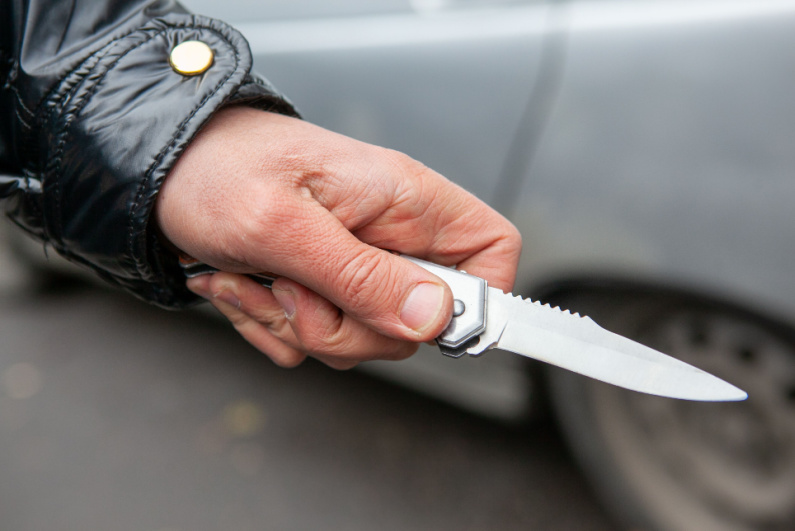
<box><xmin>0</xmin><ymin>0</ymin><xmax>298</xmax><ymax>308</ymax></box>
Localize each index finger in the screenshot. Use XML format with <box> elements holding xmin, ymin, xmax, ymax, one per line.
<box><xmin>310</xmin><ymin>148</ymin><xmax>522</xmax><ymax>291</ymax></box>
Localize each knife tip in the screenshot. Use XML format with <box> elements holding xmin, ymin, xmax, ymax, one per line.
<box><xmin>729</xmin><ymin>388</ymin><xmax>749</xmax><ymax>402</ymax></box>
<box><xmin>706</xmin><ymin>382</ymin><xmax>748</xmax><ymax>402</ymax></box>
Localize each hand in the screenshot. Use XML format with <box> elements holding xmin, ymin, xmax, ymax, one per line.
<box><xmin>155</xmin><ymin>107</ymin><xmax>521</xmax><ymax>369</ymax></box>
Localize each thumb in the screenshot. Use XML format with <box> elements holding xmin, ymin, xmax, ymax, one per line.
<box><xmin>346</xmin><ymin>248</ymin><xmax>455</xmax><ymax>341</ymax></box>
<box><xmin>262</xmin><ymin>234</ymin><xmax>454</xmax><ymax>342</ymax></box>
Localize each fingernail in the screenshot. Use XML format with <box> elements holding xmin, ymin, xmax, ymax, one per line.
<box><xmin>400</xmin><ymin>283</ymin><xmax>445</xmax><ymax>332</ymax></box>
<box><xmin>272</xmin><ymin>287</ymin><xmax>296</xmax><ymax>319</ymax></box>
<box><xmin>214</xmin><ymin>289</ymin><xmax>241</xmax><ymax>310</ymax></box>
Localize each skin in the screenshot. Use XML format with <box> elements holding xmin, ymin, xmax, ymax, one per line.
<box><xmin>155</xmin><ymin>107</ymin><xmax>521</xmax><ymax>370</ymax></box>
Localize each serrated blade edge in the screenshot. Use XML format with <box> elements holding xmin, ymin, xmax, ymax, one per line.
<box><xmin>473</xmin><ymin>288</ymin><xmax>747</xmax><ymax>402</ymax></box>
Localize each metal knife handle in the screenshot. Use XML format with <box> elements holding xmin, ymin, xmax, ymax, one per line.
<box><xmin>178</xmin><ymin>255</ymin><xmax>276</xmax><ymax>288</ymax></box>
<box><xmin>178</xmin><ymin>254</ymin><xmax>487</xmax><ymax>358</ymax></box>
<box><xmin>400</xmin><ymin>256</ymin><xmax>487</xmax><ymax>358</ymax></box>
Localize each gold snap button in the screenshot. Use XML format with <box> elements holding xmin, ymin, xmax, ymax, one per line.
<box><xmin>170</xmin><ymin>41</ymin><xmax>214</xmax><ymax>76</ymax></box>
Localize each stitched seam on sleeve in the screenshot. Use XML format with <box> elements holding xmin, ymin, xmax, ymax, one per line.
<box><xmin>38</xmin><ymin>16</ymin><xmax>208</xmax><ymax>116</ymax></box>
<box><xmin>12</xmin><ymin>86</ymin><xmax>35</xmax><ymax>118</ymax></box>
<box><xmin>14</xmin><ymin>104</ymin><xmax>33</xmax><ymax>130</ymax></box>
<box><xmin>46</xmin><ymin>20</ymin><xmax>236</xmax><ymax>263</ymax></box>
<box><xmin>45</xmin><ymin>54</ymin><xmax>103</xmax><ymax>248</ymax></box>
<box><xmin>128</xmin><ymin>28</ymin><xmax>241</xmax><ymax>283</ymax></box>
<box><xmin>37</xmin><ymin>16</ymin><xmax>229</xmax><ymax>182</ymax></box>
<box><xmin>50</xmin><ymin>31</ymin><xmax>166</xmax><ymax>247</ymax></box>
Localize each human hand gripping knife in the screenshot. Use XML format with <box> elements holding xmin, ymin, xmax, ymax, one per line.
<box><xmin>180</xmin><ymin>255</ymin><xmax>747</xmax><ymax>402</ymax></box>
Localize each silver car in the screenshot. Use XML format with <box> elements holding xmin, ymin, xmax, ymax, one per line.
<box><xmin>15</xmin><ymin>1</ymin><xmax>795</xmax><ymax>529</ymax></box>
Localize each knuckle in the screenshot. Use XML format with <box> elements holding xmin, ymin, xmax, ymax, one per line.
<box><xmin>247</xmin><ymin>303</ymin><xmax>286</xmax><ymax>328</ymax></box>
<box><xmin>298</xmin><ymin>321</ymin><xmax>349</xmax><ymax>357</ymax></box>
<box><xmin>381</xmin><ymin>147</ymin><xmax>425</xmax><ymax>174</ymax></box>
<box><xmin>299</xmin><ymin>330</ymin><xmax>334</xmax><ymax>355</ymax></box>
<box><xmin>263</xmin><ymin>318</ymin><xmax>294</xmax><ymax>342</ymax></box>
<box><xmin>235</xmin><ymin>205</ymin><xmax>275</xmax><ymax>249</ymax></box>
<box><xmin>334</xmin><ymin>250</ymin><xmax>400</xmax><ymax>316</ymax></box>
<box><xmin>503</xmin><ymin>223</ymin><xmax>523</xmax><ymax>255</ymax></box>
<box><xmin>224</xmin><ymin>310</ymin><xmax>250</xmax><ymax>329</ymax></box>
<box><xmin>374</xmin><ymin>147</ymin><xmax>432</xmax><ymax>190</ymax></box>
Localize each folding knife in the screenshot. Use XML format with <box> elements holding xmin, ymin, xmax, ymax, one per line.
<box><xmin>180</xmin><ymin>255</ymin><xmax>747</xmax><ymax>402</ymax></box>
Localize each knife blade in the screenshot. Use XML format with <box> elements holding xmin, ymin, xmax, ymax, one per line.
<box><xmin>402</xmin><ymin>256</ymin><xmax>747</xmax><ymax>402</ymax></box>
<box><xmin>180</xmin><ymin>254</ymin><xmax>748</xmax><ymax>402</ymax></box>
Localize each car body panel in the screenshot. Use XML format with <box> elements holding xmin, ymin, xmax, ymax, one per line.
<box><xmin>517</xmin><ymin>1</ymin><xmax>795</xmax><ymax>321</ymax></box>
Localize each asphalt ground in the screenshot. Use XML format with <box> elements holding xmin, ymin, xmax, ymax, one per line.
<box><xmin>0</xmin><ymin>253</ymin><xmax>616</xmax><ymax>530</ymax></box>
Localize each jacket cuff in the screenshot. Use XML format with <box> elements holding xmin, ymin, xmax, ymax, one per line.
<box><xmin>35</xmin><ymin>14</ymin><xmax>297</xmax><ymax>308</ymax></box>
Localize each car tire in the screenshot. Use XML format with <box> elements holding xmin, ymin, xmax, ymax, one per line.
<box><xmin>546</xmin><ymin>292</ymin><xmax>795</xmax><ymax>531</ymax></box>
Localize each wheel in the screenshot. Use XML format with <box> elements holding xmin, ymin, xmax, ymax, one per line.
<box><xmin>546</xmin><ymin>293</ymin><xmax>795</xmax><ymax>531</ymax></box>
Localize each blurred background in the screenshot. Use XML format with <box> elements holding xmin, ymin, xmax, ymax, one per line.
<box><xmin>0</xmin><ymin>236</ymin><xmax>613</xmax><ymax>530</ymax></box>
<box><xmin>3</xmin><ymin>0</ymin><xmax>795</xmax><ymax>529</ymax></box>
